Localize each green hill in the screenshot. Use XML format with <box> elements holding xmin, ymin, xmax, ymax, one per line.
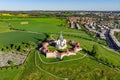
<box><xmin>0</xmin><ymin>17</ymin><xmax>120</xmax><ymax>80</ymax></box>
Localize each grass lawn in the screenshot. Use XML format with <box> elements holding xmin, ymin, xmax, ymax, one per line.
<box><xmin>47</xmin><ymin>42</ymin><xmax>73</xmax><ymax>52</ymax></box>
<box><xmin>39</xmin><ymin>50</ymin><xmax>85</xmax><ymax>63</ymax></box>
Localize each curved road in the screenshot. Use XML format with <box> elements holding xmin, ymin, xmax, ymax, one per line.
<box><xmin>105</xmin><ymin>29</ymin><xmax>120</xmax><ymax>50</ymax></box>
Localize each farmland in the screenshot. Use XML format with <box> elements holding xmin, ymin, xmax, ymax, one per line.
<box><xmin>0</xmin><ymin>31</ymin><xmax>46</xmax><ymax>46</ymax></box>
<box><xmin>5</xmin><ymin>18</ymin><xmax>67</xmax><ymax>33</ymax></box>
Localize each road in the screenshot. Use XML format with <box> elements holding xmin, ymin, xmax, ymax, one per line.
<box><xmin>105</xmin><ymin>29</ymin><xmax>120</xmax><ymax>50</ymax></box>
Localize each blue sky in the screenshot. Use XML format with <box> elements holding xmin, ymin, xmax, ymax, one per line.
<box><xmin>0</xmin><ymin>0</ymin><xmax>120</xmax><ymax>11</ymax></box>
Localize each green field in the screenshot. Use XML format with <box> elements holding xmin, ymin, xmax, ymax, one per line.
<box><xmin>0</xmin><ymin>17</ymin><xmax>120</xmax><ymax>80</ymax></box>
<box><xmin>0</xmin><ymin>21</ymin><xmax>11</xmax><ymax>33</ymax></box>
<box><xmin>7</xmin><ymin>18</ymin><xmax>66</xmax><ymax>33</ymax></box>
<box><xmin>0</xmin><ymin>31</ymin><xmax>46</xmax><ymax>46</ymax></box>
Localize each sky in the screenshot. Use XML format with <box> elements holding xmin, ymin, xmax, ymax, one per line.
<box><xmin>0</xmin><ymin>0</ymin><xmax>120</xmax><ymax>11</ymax></box>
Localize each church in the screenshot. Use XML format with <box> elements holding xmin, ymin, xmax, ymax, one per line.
<box><xmin>39</xmin><ymin>32</ymin><xmax>82</xmax><ymax>59</ymax></box>
<box><xmin>55</xmin><ymin>32</ymin><xmax>67</xmax><ymax>49</ymax></box>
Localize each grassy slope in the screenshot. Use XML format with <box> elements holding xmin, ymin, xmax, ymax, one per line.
<box><xmin>18</xmin><ymin>50</ymin><xmax>57</xmax><ymax>80</ymax></box>
<box><xmin>114</xmin><ymin>32</ymin><xmax>120</xmax><ymax>42</ymax></box>
<box><xmin>65</xmin><ymin>35</ymin><xmax>120</xmax><ymax>67</ymax></box>
<box><xmin>18</xmin><ymin>35</ymin><xmax>120</xmax><ymax>80</ymax></box>
<box><xmin>35</xmin><ymin>50</ymin><xmax>120</xmax><ymax>80</ymax></box>
<box><xmin>95</xmin><ymin>45</ymin><xmax>120</xmax><ymax>66</ymax></box>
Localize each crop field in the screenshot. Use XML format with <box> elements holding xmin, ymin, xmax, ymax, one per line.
<box><xmin>0</xmin><ymin>31</ymin><xmax>46</xmax><ymax>46</ymax></box>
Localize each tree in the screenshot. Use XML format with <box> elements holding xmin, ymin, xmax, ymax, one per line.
<box><xmin>0</xmin><ymin>44</ymin><xmax>3</xmax><ymax>51</ymax></box>
<box><xmin>90</xmin><ymin>44</ymin><xmax>98</xmax><ymax>56</ymax></box>
<box><xmin>1</xmin><ymin>47</ymin><xmax>7</xmax><ymax>52</ymax></box>
<box><xmin>6</xmin><ymin>45</ymin><xmax>11</xmax><ymax>51</ymax></box>
<box><xmin>28</xmin><ymin>41</ymin><xmax>36</xmax><ymax>49</ymax></box>
<box><xmin>10</xmin><ymin>44</ymin><xmax>15</xmax><ymax>50</ymax></box>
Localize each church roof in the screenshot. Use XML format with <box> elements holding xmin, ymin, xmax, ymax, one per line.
<box><xmin>58</xmin><ymin>32</ymin><xmax>64</xmax><ymax>40</ymax></box>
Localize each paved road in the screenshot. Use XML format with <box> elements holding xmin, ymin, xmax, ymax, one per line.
<box><xmin>105</xmin><ymin>29</ymin><xmax>120</xmax><ymax>50</ymax></box>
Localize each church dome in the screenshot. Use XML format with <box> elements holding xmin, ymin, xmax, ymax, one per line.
<box><xmin>58</xmin><ymin>32</ymin><xmax>64</xmax><ymax>40</ymax></box>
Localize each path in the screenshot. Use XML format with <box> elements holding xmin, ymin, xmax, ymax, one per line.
<box><xmin>37</xmin><ymin>52</ymin><xmax>87</xmax><ymax>64</ymax></box>
<box><xmin>35</xmin><ymin>52</ymin><xmax>68</xmax><ymax>80</ymax></box>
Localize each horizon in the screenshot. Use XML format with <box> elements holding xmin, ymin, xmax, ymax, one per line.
<box><xmin>0</xmin><ymin>0</ymin><xmax>120</xmax><ymax>11</ymax></box>
<box><xmin>0</xmin><ymin>10</ymin><xmax>120</xmax><ymax>12</ymax></box>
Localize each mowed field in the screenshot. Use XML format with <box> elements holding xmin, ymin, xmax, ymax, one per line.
<box><xmin>0</xmin><ymin>17</ymin><xmax>120</xmax><ymax>80</ymax></box>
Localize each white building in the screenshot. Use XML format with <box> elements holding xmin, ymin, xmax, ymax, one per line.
<box><xmin>55</xmin><ymin>32</ymin><xmax>67</xmax><ymax>49</ymax></box>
